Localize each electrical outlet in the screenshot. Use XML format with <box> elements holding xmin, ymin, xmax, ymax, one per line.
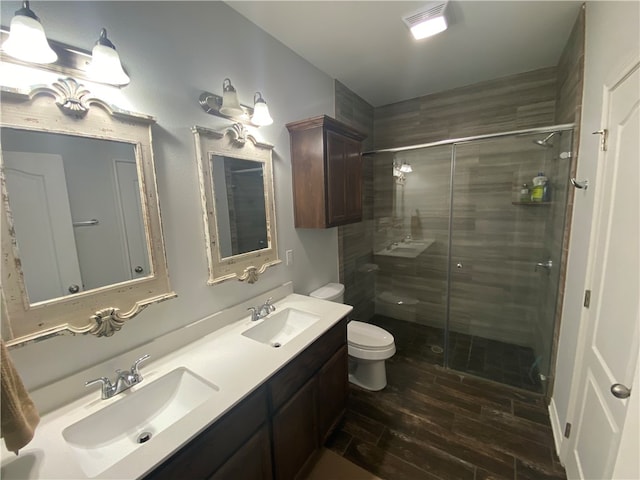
<box><xmin>286</xmin><ymin>249</ymin><xmax>294</xmax><ymax>266</ymax></box>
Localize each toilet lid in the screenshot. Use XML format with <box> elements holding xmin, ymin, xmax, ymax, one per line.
<box><xmin>348</xmin><ymin>321</ymin><xmax>395</xmax><ymax>349</ymax></box>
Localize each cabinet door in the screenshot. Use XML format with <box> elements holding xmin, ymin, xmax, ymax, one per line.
<box><xmin>343</xmin><ymin>138</ymin><xmax>363</xmax><ymax>223</ymax></box>
<box><xmin>210</xmin><ymin>425</ymin><xmax>272</xmax><ymax>480</ymax></box>
<box><xmin>272</xmin><ymin>376</ymin><xmax>318</xmax><ymax>480</ymax></box>
<box><xmin>326</xmin><ymin>130</ymin><xmax>348</xmax><ymax>226</ymax></box>
<box><xmin>326</xmin><ymin>131</ymin><xmax>363</xmax><ymax>226</ymax></box>
<box><xmin>317</xmin><ymin>345</ymin><xmax>349</xmax><ymax>443</ymax></box>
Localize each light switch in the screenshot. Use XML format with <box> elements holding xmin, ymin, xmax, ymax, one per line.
<box><xmin>286</xmin><ymin>249</ymin><xmax>294</xmax><ymax>266</ymax></box>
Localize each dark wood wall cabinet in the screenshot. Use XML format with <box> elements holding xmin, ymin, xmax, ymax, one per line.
<box><xmin>286</xmin><ymin>115</ymin><xmax>367</xmax><ymax>228</ymax></box>
<box><xmin>144</xmin><ymin>317</ymin><xmax>348</xmax><ymax>480</ymax></box>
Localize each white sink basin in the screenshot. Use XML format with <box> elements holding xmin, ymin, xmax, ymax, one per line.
<box><xmin>375</xmin><ymin>239</ymin><xmax>435</xmax><ymax>258</ymax></box>
<box><xmin>242</xmin><ymin>308</ymin><xmax>320</xmax><ymax>348</ymax></box>
<box><xmin>62</xmin><ymin>367</ymin><xmax>219</xmax><ymax>478</ymax></box>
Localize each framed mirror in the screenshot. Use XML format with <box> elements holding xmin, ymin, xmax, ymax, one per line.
<box><xmin>192</xmin><ymin>124</ymin><xmax>280</xmax><ymax>284</ymax></box>
<box><xmin>1</xmin><ymin>78</ymin><xmax>176</xmax><ymax>346</ymax></box>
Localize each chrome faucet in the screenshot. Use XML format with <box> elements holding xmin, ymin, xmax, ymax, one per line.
<box><xmin>248</xmin><ymin>297</ymin><xmax>276</xmax><ymax>321</ymax></box>
<box><xmin>86</xmin><ymin>354</ymin><xmax>150</xmax><ymax>400</ymax></box>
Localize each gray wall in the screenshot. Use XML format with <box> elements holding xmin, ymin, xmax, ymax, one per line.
<box><xmin>2</xmin><ymin>1</ymin><xmax>339</xmax><ymax>391</ymax></box>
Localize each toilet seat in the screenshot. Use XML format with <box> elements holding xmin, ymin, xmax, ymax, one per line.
<box><xmin>347</xmin><ymin>321</ymin><xmax>396</xmax><ymax>360</ymax></box>
<box><xmin>348</xmin><ymin>321</ymin><xmax>395</xmax><ymax>348</ymax></box>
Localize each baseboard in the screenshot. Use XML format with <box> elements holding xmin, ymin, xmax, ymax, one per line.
<box><xmin>549</xmin><ymin>398</ymin><xmax>564</xmax><ymax>458</ymax></box>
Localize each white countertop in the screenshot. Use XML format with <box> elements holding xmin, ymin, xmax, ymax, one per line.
<box><xmin>0</xmin><ymin>291</ymin><xmax>352</xmax><ymax>479</ymax></box>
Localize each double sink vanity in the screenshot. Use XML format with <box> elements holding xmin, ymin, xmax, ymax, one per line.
<box><xmin>0</xmin><ymin>286</ymin><xmax>352</xmax><ymax>479</ymax></box>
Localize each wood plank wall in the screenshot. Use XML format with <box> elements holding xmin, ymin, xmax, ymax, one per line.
<box><xmin>373</xmin><ymin>67</ymin><xmax>557</xmax><ymax>150</ymax></box>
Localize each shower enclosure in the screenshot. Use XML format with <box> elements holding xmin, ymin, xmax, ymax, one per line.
<box><xmin>360</xmin><ymin>126</ymin><xmax>573</xmax><ymax>394</ymax></box>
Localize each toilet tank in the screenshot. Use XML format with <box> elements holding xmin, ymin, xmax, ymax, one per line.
<box><xmin>309</xmin><ymin>283</ymin><xmax>344</xmax><ymax>304</ymax></box>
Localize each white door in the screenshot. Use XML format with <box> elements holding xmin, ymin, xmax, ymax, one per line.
<box><xmin>114</xmin><ymin>159</ymin><xmax>150</xmax><ymax>278</ymax></box>
<box><xmin>3</xmin><ymin>151</ymin><xmax>83</xmax><ymax>303</ymax></box>
<box><xmin>565</xmin><ymin>62</ymin><xmax>639</xmax><ymax>479</ymax></box>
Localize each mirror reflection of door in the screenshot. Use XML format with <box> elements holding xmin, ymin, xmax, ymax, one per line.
<box><xmin>114</xmin><ymin>160</ymin><xmax>151</xmax><ymax>279</ymax></box>
<box><xmin>1</xmin><ymin>128</ymin><xmax>151</xmax><ymax>304</ymax></box>
<box><xmin>3</xmin><ymin>151</ymin><xmax>84</xmax><ymax>303</ymax></box>
<box><xmin>212</xmin><ymin>156</ymin><xmax>268</xmax><ymax>258</ymax></box>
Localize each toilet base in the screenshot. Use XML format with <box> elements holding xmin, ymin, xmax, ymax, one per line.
<box><xmin>348</xmin><ymin>357</ymin><xmax>388</xmax><ymax>391</ymax></box>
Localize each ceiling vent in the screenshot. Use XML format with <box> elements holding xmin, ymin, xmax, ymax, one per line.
<box><xmin>402</xmin><ymin>1</ymin><xmax>449</xmax><ymax>40</ymax></box>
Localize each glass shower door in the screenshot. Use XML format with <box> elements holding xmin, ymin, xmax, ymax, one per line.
<box><xmin>447</xmin><ymin>130</ymin><xmax>572</xmax><ymax>393</ymax></box>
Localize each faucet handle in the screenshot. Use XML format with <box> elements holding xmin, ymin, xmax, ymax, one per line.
<box><xmin>264</xmin><ymin>297</ymin><xmax>276</xmax><ymax>313</ymax></box>
<box><xmin>86</xmin><ymin>376</ymin><xmax>113</xmax><ymax>399</ymax></box>
<box><xmin>131</xmin><ymin>354</ymin><xmax>150</xmax><ymax>378</ymax></box>
<box><xmin>85</xmin><ymin>376</ymin><xmax>111</xmax><ymax>388</ymax></box>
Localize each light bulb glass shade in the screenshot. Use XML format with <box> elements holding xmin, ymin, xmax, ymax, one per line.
<box><xmin>218</xmin><ymin>78</ymin><xmax>244</xmax><ymax>117</ymax></box>
<box><xmin>410</xmin><ymin>16</ymin><xmax>447</xmax><ymax>40</ymax></box>
<box><xmin>251</xmin><ymin>92</ymin><xmax>273</xmax><ymax>126</ymax></box>
<box><xmin>87</xmin><ymin>44</ymin><xmax>130</xmax><ymax>85</ymax></box>
<box><xmin>2</xmin><ymin>13</ymin><xmax>57</xmax><ymax>64</ymax></box>
<box><xmin>399</xmin><ymin>162</ymin><xmax>413</xmax><ymax>173</ymax></box>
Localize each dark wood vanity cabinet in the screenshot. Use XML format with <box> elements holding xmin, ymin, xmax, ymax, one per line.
<box><xmin>286</xmin><ymin>116</ymin><xmax>366</xmax><ymax>228</ymax></box>
<box><xmin>269</xmin><ymin>318</ymin><xmax>348</xmax><ymax>479</ymax></box>
<box><xmin>144</xmin><ymin>386</ymin><xmax>270</xmax><ymax>480</ymax></box>
<box><xmin>145</xmin><ymin>318</ymin><xmax>348</xmax><ymax>480</ymax></box>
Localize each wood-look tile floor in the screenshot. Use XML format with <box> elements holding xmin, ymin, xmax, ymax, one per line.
<box><xmin>326</xmin><ymin>321</ymin><xmax>566</xmax><ymax>480</ymax></box>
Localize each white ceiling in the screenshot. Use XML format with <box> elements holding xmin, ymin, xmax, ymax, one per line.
<box><xmin>226</xmin><ymin>1</ymin><xmax>583</xmax><ymax>107</ymax></box>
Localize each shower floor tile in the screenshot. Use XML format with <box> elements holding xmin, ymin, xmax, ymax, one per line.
<box><xmin>370</xmin><ymin>315</ymin><xmax>543</xmax><ymax>393</ymax></box>
<box><xmin>327</xmin><ymin>317</ymin><xmax>566</xmax><ymax>479</ymax></box>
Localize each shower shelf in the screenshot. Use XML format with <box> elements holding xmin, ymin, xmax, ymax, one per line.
<box><xmin>512</xmin><ymin>201</ymin><xmax>551</xmax><ymax>206</ymax></box>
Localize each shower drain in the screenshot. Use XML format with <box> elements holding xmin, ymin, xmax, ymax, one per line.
<box><xmin>137</xmin><ymin>432</ymin><xmax>153</xmax><ymax>444</ymax></box>
<box><xmin>430</xmin><ymin>345</ymin><xmax>444</xmax><ymax>354</ymax></box>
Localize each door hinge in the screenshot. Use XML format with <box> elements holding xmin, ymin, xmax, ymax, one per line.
<box><xmin>564</xmin><ymin>422</ymin><xmax>572</xmax><ymax>438</ymax></box>
<box><xmin>583</xmin><ymin>289</ymin><xmax>591</xmax><ymax>308</ymax></box>
<box><xmin>592</xmin><ymin>129</ymin><xmax>608</xmax><ymax>151</ymax></box>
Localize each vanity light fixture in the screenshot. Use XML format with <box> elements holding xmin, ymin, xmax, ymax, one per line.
<box><xmin>220</xmin><ymin>78</ymin><xmax>245</xmax><ymax>117</ymax></box>
<box><xmin>251</xmin><ymin>92</ymin><xmax>273</xmax><ymax>126</ymax></box>
<box><xmin>87</xmin><ymin>28</ymin><xmax>130</xmax><ymax>86</ymax></box>
<box><xmin>402</xmin><ymin>1</ymin><xmax>449</xmax><ymax>40</ymax></box>
<box><xmin>2</xmin><ymin>1</ymin><xmax>57</xmax><ymax>64</ymax></box>
<box><xmin>199</xmin><ymin>79</ymin><xmax>274</xmax><ymax>127</ymax></box>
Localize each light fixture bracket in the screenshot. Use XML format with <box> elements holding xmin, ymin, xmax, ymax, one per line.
<box><xmin>15</xmin><ymin>1</ymin><xmax>39</xmax><ymax>21</ymax></box>
<box><xmin>199</xmin><ymin>91</ymin><xmax>257</xmax><ymax>126</ymax></box>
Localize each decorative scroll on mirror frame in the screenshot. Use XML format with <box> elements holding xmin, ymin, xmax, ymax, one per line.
<box><xmin>1</xmin><ymin>77</ymin><xmax>176</xmax><ymax>347</ymax></box>
<box><xmin>192</xmin><ymin>124</ymin><xmax>280</xmax><ymax>285</ymax></box>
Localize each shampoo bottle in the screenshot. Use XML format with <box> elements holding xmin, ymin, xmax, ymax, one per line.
<box><xmin>531</xmin><ymin>172</ymin><xmax>547</xmax><ymax>202</ymax></box>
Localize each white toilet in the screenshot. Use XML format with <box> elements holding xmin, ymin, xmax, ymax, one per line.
<box><xmin>309</xmin><ymin>283</ymin><xmax>396</xmax><ymax>391</ymax></box>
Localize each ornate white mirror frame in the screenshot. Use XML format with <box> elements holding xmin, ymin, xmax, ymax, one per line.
<box><xmin>1</xmin><ymin>78</ymin><xmax>176</xmax><ymax>346</ymax></box>
<box><xmin>192</xmin><ymin>124</ymin><xmax>280</xmax><ymax>285</ymax></box>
